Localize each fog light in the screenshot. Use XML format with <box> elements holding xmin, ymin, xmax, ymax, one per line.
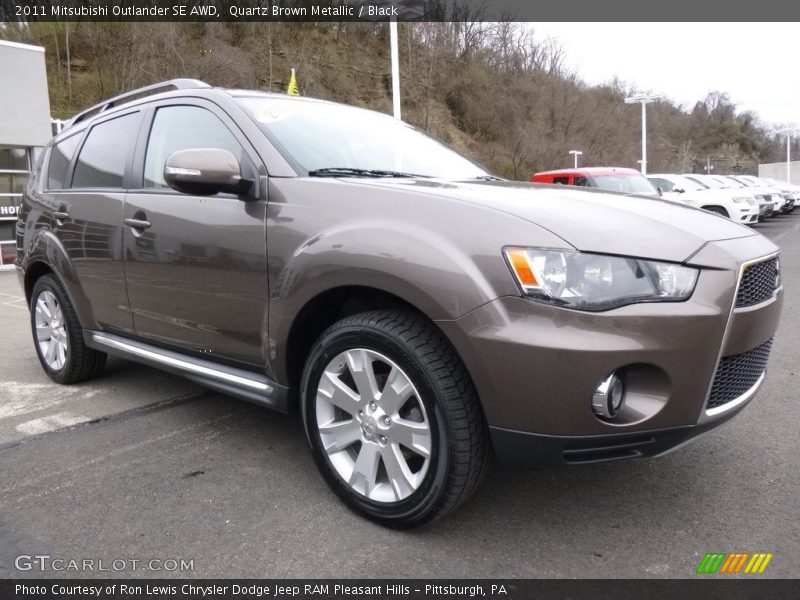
<box><xmin>592</xmin><ymin>373</ymin><xmax>625</xmax><ymax>419</ymax></box>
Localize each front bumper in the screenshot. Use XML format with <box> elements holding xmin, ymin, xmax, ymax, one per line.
<box><xmin>439</xmin><ymin>235</ymin><xmax>782</xmax><ymax>465</ymax></box>
<box><xmin>490</xmin><ymin>395</ymin><xmax>750</xmax><ymax>465</ymax></box>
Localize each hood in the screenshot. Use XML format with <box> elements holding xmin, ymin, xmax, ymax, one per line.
<box><xmin>348</xmin><ymin>178</ymin><xmax>757</xmax><ymax>263</ymax></box>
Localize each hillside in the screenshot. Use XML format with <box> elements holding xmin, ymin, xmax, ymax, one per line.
<box><xmin>2</xmin><ymin>21</ymin><xmax>793</xmax><ymax>178</ymax></box>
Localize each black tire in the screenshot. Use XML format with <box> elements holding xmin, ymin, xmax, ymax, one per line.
<box><xmin>30</xmin><ymin>274</ymin><xmax>106</xmax><ymax>384</ymax></box>
<box><xmin>301</xmin><ymin>309</ymin><xmax>489</xmax><ymax>528</ymax></box>
<box><xmin>703</xmin><ymin>206</ymin><xmax>729</xmax><ymax>218</ymax></box>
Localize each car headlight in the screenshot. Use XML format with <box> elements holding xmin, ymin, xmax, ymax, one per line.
<box><xmin>732</xmin><ymin>195</ymin><xmax>750</xmax><ymax>203</ymax></box>
<box><xmin>504</xmin><ymin>248</ymin><xmax>699</xmax><ymax>311</ymax></box>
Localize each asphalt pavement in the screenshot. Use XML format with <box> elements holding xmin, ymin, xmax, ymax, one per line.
<box><xmin>0</xmin><ymin>214</ymin><xmax>799</xmax><ymax>579</ymax></box>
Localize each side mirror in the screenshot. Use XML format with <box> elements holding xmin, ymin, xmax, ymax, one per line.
<box><xmin>164</xmin><ymin>148</ymin><xmax>253</xmax><ymax>196</ymax></box>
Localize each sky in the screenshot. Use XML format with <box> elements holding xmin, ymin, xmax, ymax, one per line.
<box><xmin>529</xmin><ymin>23</ymin><xmax>799</xmax><ymax>129</ymax></box>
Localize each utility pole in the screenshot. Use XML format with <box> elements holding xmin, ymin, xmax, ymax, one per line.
<box><xmin>624</xmin><ymin>93</ymin><xmax>661</xmax><ymax>175</ymax></box>
<box><xmin>777</xmin><ymin>128</ymin><xmax>798</xmax><ymax>183</ymax></box>
<box><xmin>390</xmin><ymin>19</ymin><xmax>401</xmax><ymax>120</ymax></box>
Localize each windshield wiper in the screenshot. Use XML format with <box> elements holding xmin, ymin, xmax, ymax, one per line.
<box><xmin>307</xmin><ymin>167</ymin><xmax>430</xmax><ymax>178</ymax></box>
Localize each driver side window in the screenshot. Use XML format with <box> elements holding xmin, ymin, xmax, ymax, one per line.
<box><xmin>144</xmin><ymin>105</ymin><xmax>245</xmax><ymax>189</ymax></box>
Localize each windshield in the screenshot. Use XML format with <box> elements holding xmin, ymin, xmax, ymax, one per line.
<box><xmin>687</xmin><ymin>175</ymin><xmax>724</xmax><ymax>189</ymax></box>
<box><xmin>592</xmin><ymin>174</ymin><xmax>658</xmax><ymax>195</ymax></box>
<box><xmin>721</xmin><ymin>176</ymin><xmax>748</xmax><ymax>187</ymax></box>
<box><xmin>236</xmin><ymin>97</ymin><xmax>489</xmax><ymax>179</ymax></box>
<box><xmin>672</xmin><ymin>175</ymin><xmax>707</xmax><ymax>191</ymax></box>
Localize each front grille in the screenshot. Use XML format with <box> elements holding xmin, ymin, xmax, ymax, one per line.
<box><xmin>736</xmin><ymin>256</ymin><xmax>780</xmax><ymax>308</ymax></box>
<box><xmin>707</xmin><ymin>338</ymin><xmax>773</xmax><ymax>409</ymax></box>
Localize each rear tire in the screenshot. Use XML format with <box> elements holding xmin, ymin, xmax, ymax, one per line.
<box><xmin>30</xmin><ymin>274</ymin><xmax>106</xmax><ymax>384</ymax></box>
<box><xmin>301</xmin><ymin>309</ymin><xmax>488</xmax><ymax>528</ymax></box>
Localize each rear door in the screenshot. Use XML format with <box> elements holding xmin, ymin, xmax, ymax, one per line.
<box><xmin>46</xmin><ymin>110</ymin><xmax>143</xmax><ymax>332</ymax></box>
<box><xmin>122</xmin><ymin>99</ymin><xmax>268</xmax><ymax>366</ymax></box>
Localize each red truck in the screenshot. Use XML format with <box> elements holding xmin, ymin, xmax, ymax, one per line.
<box><xmin>532</xmin><ymin>167</ymin><xmax>658</xmax><ymax>196</ymax></box>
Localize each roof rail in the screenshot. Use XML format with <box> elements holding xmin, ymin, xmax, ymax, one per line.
<box><xmin>66</xmin><ymin>79</ymin><xmax>211</xmax><ymax>128</ymax></box>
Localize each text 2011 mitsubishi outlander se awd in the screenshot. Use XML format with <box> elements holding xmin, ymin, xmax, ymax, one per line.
<box><xmin>16</xmin><ymin>80</ymin><xmax>783</xmax><ymax>527</ymax></box>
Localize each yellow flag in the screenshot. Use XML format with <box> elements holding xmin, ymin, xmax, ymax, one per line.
<box><xmin>287</xmin><ymin>68</ymin><xmax>300</xmax><ymax>96</ymax></box>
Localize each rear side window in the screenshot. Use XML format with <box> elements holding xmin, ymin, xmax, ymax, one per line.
<box><xmin>552</xmin><ymin>177</ymin><xmax>569</xmax><ymax>185</ymax></box>
<box><xmin>72</xmin><ymin>113</ymin><xmax>140</xmax><ymax>189</ymax></box>
<box><xmin>46</xmin><ymin>134</ymin><xmax>82</xmax><ymax>190</ymax></box>
<box><xmin>143</xmin><ymin>105</ymin><xmax>244</xmax><ymax>189</ymax></box>
<box><xmin>573</xmin><ymin>176</ymin><xmax>589</xmax><ymax>187</ymax></box>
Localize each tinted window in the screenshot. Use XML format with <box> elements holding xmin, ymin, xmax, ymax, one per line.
<box><xmin>573</xmin><ymin>176</ymin><xmax>589</xmax><ymax>187</ymax></box>
<box><xmin>553</xmin><ymin>177</ymin><xmax>569</xmax><ymax>185</ymax></box>
<box><xmin>72</xmin><ymin>113</ymin><xmax>140</xmax><ymax>189</ymax></box>
<box><xmin>144</xmin><ymin>106</ymin><xmax>244</xmax><ymax>189</ymax></box>
<box><xmin>46</xmin><ymin>134</ymin><xmax>82</xmax><ymax>190</ymax></box>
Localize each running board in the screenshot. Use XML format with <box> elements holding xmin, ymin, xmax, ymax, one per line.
<box><xmin>85</xmin><ymin>331</ymin><xmax>289</xmax><ymax>412</ymax></box>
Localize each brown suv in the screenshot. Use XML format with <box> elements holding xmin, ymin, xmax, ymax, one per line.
<box><xmin>16</xmin><ymin>80</ymin><xmax>783</xmax><ymax>527</ymax></box>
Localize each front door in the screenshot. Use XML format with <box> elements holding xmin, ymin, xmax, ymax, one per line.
<box><xmin>122</xmin><ymin>101</ymin><xmax>268</xmax><ymax>366</ymax></box>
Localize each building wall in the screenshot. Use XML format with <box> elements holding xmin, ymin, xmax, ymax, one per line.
<box><xmin>0</xmin><ymin>40</ymin><xmax>51</xmax><ymax>268</ymax></box>
<box><xmin>0</xmin><ymin>40</ymin><xmax>52</xmax><ymax>147</ymax></box>
<box><xmin>758</xmin><ymin>161</ymin><xmax>800</xmax><ymax>185</ymax></box>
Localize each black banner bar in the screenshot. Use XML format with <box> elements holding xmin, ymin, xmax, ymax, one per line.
<box><xmin>3</xmin><ymin>580</ymin><xmax>800</xmax><ymax>600</ymax></box>
<box><xmin>3</xmin><ymin>0</ymin><xmax>800</xmax><ymax>22</ymax></box>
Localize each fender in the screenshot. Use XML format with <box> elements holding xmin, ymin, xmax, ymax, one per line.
<box><xmin>21</xmin><ymin>228</ymin><xmax>98</xmax><ymax>330</ymax></box>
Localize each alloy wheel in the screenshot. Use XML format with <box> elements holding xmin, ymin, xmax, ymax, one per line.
<box><xmin>315</xmin><ymin>348</ymin><xmax>433</xmax><ymax>503</ymax></box>
<box><xmin>34</xmin><ymin>290</ymin><xmax>68</xmax><ymax>371</ymax></box>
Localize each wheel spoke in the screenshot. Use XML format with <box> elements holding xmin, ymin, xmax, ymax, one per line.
<box><xmin>391</xmin><ymin>418</ymin><xmax>432</xmax><ymax>458</ymax></box>
<box><xmin>379</xmin><ymin>365</ymin><xmax>415</xmax><ymax>415</ymax></box>
<box><xmin>35</xmin><ymin>324</ymin><xmax>50</xmax><ymax>341</ymax></box>
<box><xmin>318</xmin><ymin>418</ymin><xmax>361</xmax><ymax>453</ymax></box>
<box><xmin>36</xmin><ymin>298</ymin><xmax>51</xmax><ymax>322</ymax></box>
<box><xmin>350</xmin><ymin>443</ymin><xmax>381</xmax><ymax>496</ymax></box>
<box><xmin>318</xmin><ymin>370</ymin><xmax>361</xmax><ymax>415</ymax></box>
<box><xmin>346</xmin><ymin>349</ymin><xmax>379</xmax><ymax>402</ymax></box>
<box><xmin>381</xmin><ymin>443</ymin><xmax>417</xmax><ymax>500</ymax></box>
<box><xmin>44</xmin><ymin>340</ymin><xmax>57</xmax><ymax>364</ymax></box>
<box><xmin>45</xmin><ymin>293</ymin><xmax>58</xmax><ymax>319</ymax></box>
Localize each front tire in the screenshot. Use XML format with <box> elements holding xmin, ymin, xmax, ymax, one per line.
<box><xmin>30</xmin><ymin>274</ymin><xmax>106</xmax><ymax>384</ymax></box>
<box><xmin>301</xmin><ymin>310</ymin><xmax>488</xmax><ymax>528</ymax></box>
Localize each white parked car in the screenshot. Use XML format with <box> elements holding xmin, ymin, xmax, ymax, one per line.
<box><xmin>648</xmin><ymin>173</ymin><xmax>760</xmax><ymax>224</ymax></box>
<box><xmin>742</xmin><ymin>176</ymin><xmax>795</xmax><ymax>213</ymax></box>
<box><xmin>681</xmin><ymin>173</ymin><xmax>772</xmax><ymax>220</ymax></box>
<box><xmin>721</xmin><ymin>175</ymin><xmax>784</xmax><ymax>215</ymax></box>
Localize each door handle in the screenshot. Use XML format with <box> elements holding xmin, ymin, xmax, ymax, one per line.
<box><xmin>54</xmin><ymin>206</ymin><xmax>69</xmax><ymax>225</ymax></box>
<box><xmin>123</xmin><ymin>218</ymin><xmax>151</xmax><ymax>230</ymax></box>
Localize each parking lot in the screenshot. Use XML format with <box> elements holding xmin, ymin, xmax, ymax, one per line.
<box><xmin>0</xmin><ymin>214</ymin><xmax>798</xmax><ymax>579</ymax></box>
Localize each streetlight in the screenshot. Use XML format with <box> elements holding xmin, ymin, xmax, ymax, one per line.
<box><xmin>624</xmin><ymin>92</ymin><xmax>661</xmax><ymax>175</ymax></box>
<box><xmin>568</xmin><ymin>150</ymin><xmax>583</xmax><ymax>168</ymax></box>
<box><xmin>777</xmin><ymin>128</ymin><xmax>798</xmax><ymax>183</ymax></box>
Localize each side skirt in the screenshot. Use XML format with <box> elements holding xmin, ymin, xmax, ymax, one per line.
<box><xmin>84</xmin><ymin>331</ymin><xmax>290</xmax><ymax>412</ymax></box>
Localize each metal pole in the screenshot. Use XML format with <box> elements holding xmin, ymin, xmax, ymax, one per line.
<box><xmin>641</xmin><ymin>101</ymin><xmax>647</xmax><ymax>175</ymax></box>
<box><xmin>390</xmin><ymin>19</ymin><xmax>401</xmax><ymax>120</ymax></box>
<box><xmin>574</xmin><ymin>153</ymin><xmax>578</xmax><ymax>168</ymax></box>
<box><xmin>787</xmin><ymin>133</ymin><xmax>791</xmax><ymax>184</ymax></box>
